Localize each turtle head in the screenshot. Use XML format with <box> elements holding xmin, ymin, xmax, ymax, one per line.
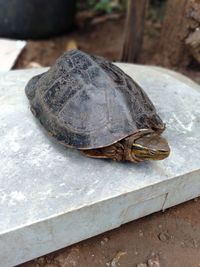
<box><xmin>132</xmin><ymin>132</ymin><xmax>170</xmax><ymax>161</ymax></box>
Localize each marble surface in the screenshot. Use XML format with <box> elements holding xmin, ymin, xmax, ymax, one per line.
<box><xmin>0</xmin><ymin>64</ymin><xmax>200</xmax><ymax>267</ymax></box>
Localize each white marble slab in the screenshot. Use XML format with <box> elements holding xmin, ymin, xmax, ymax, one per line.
<box><xmin>0</xmin><ymin>64</ymin><xmax>200</xmax><ymax>267</ymax></box>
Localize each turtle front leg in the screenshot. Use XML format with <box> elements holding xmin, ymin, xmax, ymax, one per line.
<box><xmin>80</xmin><ymin>142</ymin><xmax>124</xmax><ymax>161</ymax></box>
<box><xmin>121</xmin><ymin>135</ymin><xmax>143</xmax><ymax>163</ymax></box>
<box><xmin>80</xmin><ymin>130</ymin><xmax>154</xmax><ymax>163</ymax></box>
<box><xmin>80</xmin><ymin>141</ymin><xmax>141</xmax><ymax>163</ymax></box>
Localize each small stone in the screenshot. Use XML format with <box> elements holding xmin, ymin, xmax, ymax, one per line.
<box><xmin>139</xmin><ymin>230</ymin><xmax>144</xmax><ymax>237</ymax></box>
<box><xmin>147</xmin><ymin>257</ymin><xmax>161</xmax><ymax>267</ymax></box>
<box><xmin>101</xmin><ymin>237</ymin><xmax>109</xmax><ymax>245</ymax></box>
<box><xmin>180</xmin><ymin>241</ymin><xmax>185</xmax><ymax>247</ymax></box>
<box><xmin>55</xmin><ymin>247</ymin><xmax>79</xmax><ymax>266</ymax></box>
<box><xmin>194</xmin><ymin>198</ymin><xmax>199</xmax><ymax>202</ymax></box>
<box><xmin>91</xmin><ymin>15</ymin><xmax>108</xmax><ymax>25</ymax></box>
<box><xmin>36</xmin><ymin>257</ymin><xmax>46</xmax><ymax>266</ymax></box>
<box><xmin>193</xmin><ymin>239</ymin><xmax>198</xmax><ymax>248</ymax></box>
<box><xmin>46</xmin><ymin>258</ymin><xmax>52</xmax><ymax>264</ymax></box>
<box><xmin>137</xmin><ymin>264</ymin><xmax>148</xmax><ymax>267</ymax></box>
<box><xmin>110</xmin><ymin>251</ymin><xmax>127</xmax><ymax>267</ymax></box>
<box><xmin>26</xmin><ymin>62</ymin><xmax>42</xmax><ymax>69</ymax></box>
<box><xmin>158</xmin><ymin>233</ymin><xmax>169</xmax><ymax>242</ymax></box>
<box><xmin>185</xmin><ymin>30</ymin><xmax>200</xmax><ymax>63</ymax></box>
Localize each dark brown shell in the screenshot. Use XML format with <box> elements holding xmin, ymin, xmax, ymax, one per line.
<box><xmin>25</xmin><ymin>49</ymin><xmax>165</xmax><ymax>149</ymax></box>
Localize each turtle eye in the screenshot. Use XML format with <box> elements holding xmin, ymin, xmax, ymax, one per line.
<box><xmin>159</xmin><ymin>149</ymin><xmax>168</xmax><ymax>153</ymax></box>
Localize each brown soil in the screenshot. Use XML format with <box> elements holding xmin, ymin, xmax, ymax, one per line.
<box><xmin>15</xmin><ymin>17</ymin><xmax>200</xmax><ymax>84</ymax></box>
<box><xmin>16</xmin><ymin>16</ymin><xmax>200</xmax><ymax>267</ymax></box>
<box><xmin>14</xmin><ymin>18</ymin><xmax>124</xmax><ymax>69</ymax></box>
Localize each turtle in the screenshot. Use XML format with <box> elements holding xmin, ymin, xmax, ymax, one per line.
<box><xmin>25</xmin><ymin>49</ymin><xmax>170</xmax><ymax>163</ymax></box>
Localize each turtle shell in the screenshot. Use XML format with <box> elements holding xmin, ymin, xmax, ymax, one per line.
<box><xmin>25</xmin><ymin>49</ymin><xmax>165</xmax><ymax>149</ymax></box>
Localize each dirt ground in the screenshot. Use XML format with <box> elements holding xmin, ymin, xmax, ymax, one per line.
<box><xmin>14</xmin><ymin>17</ymin><xmax>200</xmax><ymax>84</ymax></box>
<box><xmin>14</xmin><ymin>17</ymin><xmax>125</xmax><ymax>68</ymax></box>
<box><xmin>16</xmin><ymin>16</ymin><xmax>200</xmax><ymax>267</ymax></box>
